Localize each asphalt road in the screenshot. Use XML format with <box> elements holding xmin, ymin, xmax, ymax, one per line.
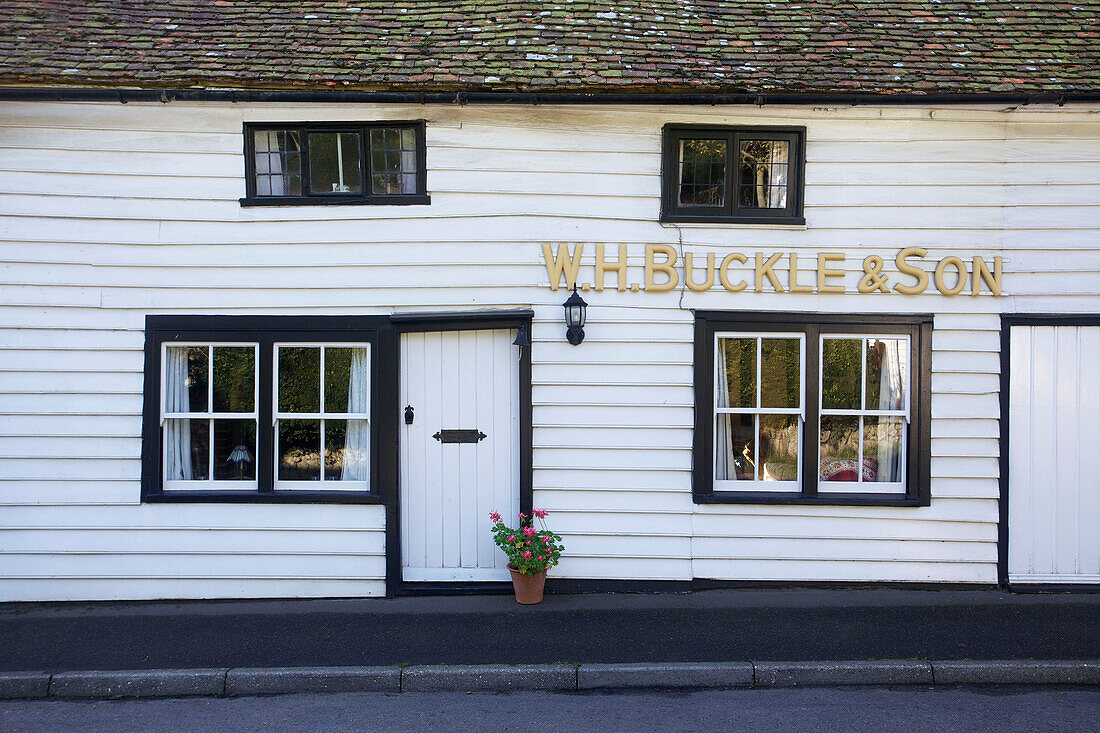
<box><xmin>2</xmin><ymin>589</ymin><xmax>1097</xmax><ymax>672</ymax></box>
<box><xmin>2</xmin><ymin>687</ymin><xmax>1098</xmax><ymax>733</ymax></box>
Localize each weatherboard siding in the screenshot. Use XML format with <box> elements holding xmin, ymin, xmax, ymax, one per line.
<box><xmin>0</xmin><ymin>101</ymin><xmax>1098</xmax><ymax>600</ymax></box>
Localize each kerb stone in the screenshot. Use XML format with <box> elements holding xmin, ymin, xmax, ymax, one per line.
<box><xmin>932</xmin><ymin>660</ymin><xmax>1100</xmax><ymax>685</ymax></box>
<box><xmin>578</xmin><ymin>662</ymin><xmax>754</xmax><ymax>690</ymax></box>
<box><xmin>0</xmin><ymin>672</ymin><xmax>50</xmax><ymax>699</ymax></box>
<box><xmin>755</xmin><ymin>660</ymin><xmax>934</xmax><ymax>687</ymax></box>
<box><xmin>401</xmin><ymin>664</ymin><xmax>576</xmax><ymax>692</ymax></box>
<box><xmin>49</xmin><ymin>668</ymin><xmax>227</xmax><ymax>698</ymax></box>
<box><xmin>226</xmin><ymin>666</ymin><xmax>401</xmax><ymax>695</ymax></box>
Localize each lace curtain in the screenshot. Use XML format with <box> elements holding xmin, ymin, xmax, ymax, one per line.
<box><xmin>341</xmin><ymin>347</ymin><xmax>370</xmax><ymax>481</ymax></box>
<box><xmin>164</xmin><ymin>347</ymin><xmax>192</xmax><ymax>480</ymax></box>
<box><xmin>876</xmin><ymin>340</ymin><xmax>906</xmax><ymax>482</ymax></box>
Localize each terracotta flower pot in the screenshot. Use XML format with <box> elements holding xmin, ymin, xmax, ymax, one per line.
<box><xmin>507</xmin><ymin>564</ymin><xmax>547</xmax><ymax>604</ymax></box>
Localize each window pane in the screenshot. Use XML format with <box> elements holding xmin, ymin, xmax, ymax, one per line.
<box><xmin>738</xmin><ymin>185</ymin><xmax>788</xmax><ymax>209</ymax></box>
<box><xmin>253</xmin><ymin>130</ymin><xmax>300</xmax><ymax>196</ymax></box>
<box><xmin>278</xmin><ymin>419</ymin><xmax>320</xmax><ymax>481</ymax></box>
<box><xmin>866</xmin><ymin>338</ymin><xmax>907</xmax><ymax>411</ymax></box>
<box><xmin>864</xmin><ymin>416</ymin><xmax>904</xmax><ymax>482</ymax></box>
<box><xmin>760</xmin><ymin>414</ymin><xmax>799</xmax><ymax>482</ymax></box>
<box><xmin>717</xmin><ymin>337</ymin><xmax>756</xmax><ymax>408</ymax></box>
<box><xmin>819</xmin><ymin>415</ymin><xmax>862</xmax><ymax>482</ymax></box>
<box><xmin>821</xmin><ymin>339</ymin><xmax>862</xmax><ymax>410</ymax></box>
<box><xmin>324</xmin><ymin>346</ymin><xmax>369</xmax><ymax>414</ymax></box>
<box><xmin>715</xmin><ymin>413</ymin><xmax>755</xmax><ymax>480</ymax></box>
<box><xmin>308</xmin><ymin>132</ymin><xmax>362</xmax><ymax>194</ymax></box>
<box><xmin>369</xmin><ymin>127</ymin><xmax>418</xmax><ymax>195</ymax></box>
<box><xmin>213</xmin><ymin>419</ymin><xmax>256</xmax><ymax>480</ymax></box>
<box><xmin>738</xmin><ymin>139</ymin><xmax>789</xmax><ymax>209</ymax></box>
<box><xmin>278</xmin><ymin>347</ymin><xmax>320</xmax><ymax>413</ymax></box>
<box><xmin>678</xmin><ymin>138</ymin><xmax>726</xmax><ymax>207</ymax></box>
<box><xmin>185</xmin><ymin>346</ymin><xmax>209</xmax><ymax>413</ymax></box>
<box><xmin>324</xmin><ymin>347</ymin><xmax>351</xmax><ymax>414</ymax></box>
<box><xmin>212</xmin><ymin>347</ymin><xmax>255</xmax><ymax>413</ymax></box>
<box><xmin>760</xmin><ymin>338</ymin><xmax>800</xmax><ymax>409</ymax></box>
<box><xmin>165</xmin><ymin>346</ymin><xmax>208</xmax><ymax>413</ymax></box>
<box><xmin>324</xmin><ymin>419</ymin><xmax>347</xmax><ymax>481</ymax></box>
<box><xmin>165</xmin><ymin>418</ymin><xmax>209</xmax><ymax>481</ymax></box>
<box><xmin>324</xmin><ymin>419</ymin><xmax>369</xmax><ymax>481</ymax></box>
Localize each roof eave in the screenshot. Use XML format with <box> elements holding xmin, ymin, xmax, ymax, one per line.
<box><xmin>1</xmin><ymin>86</ymin><xmax>1099</xmax><ymax>106</ymax></box>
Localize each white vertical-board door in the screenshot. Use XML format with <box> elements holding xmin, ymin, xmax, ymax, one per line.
<box><xmin>1008</xmin><ymin>325</ymin><xmax>1100</xmax><ymax>584</ymax></box>
<box><xmin>399</xmin><ymin>328</ymin><xmax>521</xmax><ymax>581</ymax></box>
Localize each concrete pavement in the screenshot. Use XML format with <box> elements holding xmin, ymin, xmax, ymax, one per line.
<box><xmin>2</xmin><ymin>589</ymin><xmax>1097</xmax><ymax>673</ymax></box>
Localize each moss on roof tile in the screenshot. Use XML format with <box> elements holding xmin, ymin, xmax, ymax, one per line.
<box><xmin>0</xmin><ymin>1</ymin><xmax>1096</xmax><ymax>94</ymax></box>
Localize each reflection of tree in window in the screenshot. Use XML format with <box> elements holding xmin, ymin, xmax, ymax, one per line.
<box><xmin>276</xmin><ymin>346</ymin><xmax>370</xmax><ymax>483</ymax></box>
<box><xmin>678</xmin><ymin>138</ymin><xmax>726</xmax><ymax>207</ymax></box>
<box><xmin>739</xmin><ymin>140</ymin><xmax>789</xmax><ymax>209</ymax></box>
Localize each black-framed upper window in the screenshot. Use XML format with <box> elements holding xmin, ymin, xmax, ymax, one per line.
<box><xmin>141</xmin><ymin>316</ymin><xmax>389</xmax><ymax>503</ymax></box>
<box><xmin>241</xmin><ymin>122</ymin><xmax>429</xmax><ymax>206</ymax></box>
<box><xmin>662</xmin><ymin>125</ymin><xmax>805</xmax><ymax>225</ymax></box>
<box><xmin>693</xmin><ymin>312</ymin><xmax>931</xmax><ymax>506</ymax></box>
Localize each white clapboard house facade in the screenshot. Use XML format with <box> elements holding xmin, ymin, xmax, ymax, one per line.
<box><xmin>1</xmin><ymin>2</ymin><xmax>1099</xmax><ymax>600</ymax></box>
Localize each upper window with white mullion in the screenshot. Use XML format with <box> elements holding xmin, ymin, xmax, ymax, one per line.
<box><xmin>714</xmin><ymin>332</ymin><xmax>804</xmax><ymax>490</ymax></box>
<box><xmin>161</xmin><ymin>343</ymin><xmax>259</xmax><ymax>490</ymax></box>
<box><xmin>274</xmin><ymin>343</ymin><xmax>371</xmax><ymax>490</ymax></box>
<box><xmin>818</xmin><ymin>335</ymin><xmax>910</xmax><ymax>493</ymax></box>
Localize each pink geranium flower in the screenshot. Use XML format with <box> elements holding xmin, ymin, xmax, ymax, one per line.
<box><xmin>489</xmin><ymin>511</ymin><xmax>502</xmax><ymax>523</ymax></box>
<box><xmin>533</xmin><ymin>509</ymin><xmax>549</xmax><ymax>518</ymax></box>
<box><xmin>523</xmin><ymin>550</ymin><xmax>532</xmax><ymax>558</ymax></box>
<box><xmin>522</xmin><ymin>526</ymin><xmax>536</xmax><ymax>537</ymax></box>
<box><xmin>507</xmin><ymin>534</ymin><xmax>515</xmax><ymax>542</ymax></box>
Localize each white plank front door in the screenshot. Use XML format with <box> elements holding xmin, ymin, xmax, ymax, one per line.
<box><xmin>399</xmin><ymin>328</ymin><xmax>521</xmax><ymax>581</ymax></box>
<box><xmin>1008</xmin><ymin>325</ymin><xmax>1100</xmax><ymax>584</ymax></box>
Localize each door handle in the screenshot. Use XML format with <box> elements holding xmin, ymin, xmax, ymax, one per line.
<box><xmin>404</xmin><ymin>405</ymin><xmax>414</xmax><ymax>425</ymax></box>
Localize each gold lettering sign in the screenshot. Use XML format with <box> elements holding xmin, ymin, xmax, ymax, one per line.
<box><xmin>542</xmin><ymin>244</ymin><xmax>1003</xmax><ymax>296</ymax></box>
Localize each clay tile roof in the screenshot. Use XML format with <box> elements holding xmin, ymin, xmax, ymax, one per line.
<box><xmin>0</xmin><ymin>1</ymin><xmax>1097</xmax><ymax>96</ymax></box>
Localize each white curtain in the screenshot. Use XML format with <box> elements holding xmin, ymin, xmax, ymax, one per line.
<box><xmin>341</xmin><ymin>348</ymin><xmax>371</xmax><ymax>482</ymax></box>
<box><xmin>876</xmin><ymin>340</ymin><xmax>906</xmax><ymax>482</ymax></box>
<box><xmin>164</xmin><ymin>347</ymin><xmax>193</xmax><ymax>480</ymax></box>
<box><xmin>714</xmin><ymin>341</ymin><xmax>738</xmax><ymax>480</ymax></box>
<box><xmin>766</xmin><ymin>143</ymin><xmax>788</xmax><ymax>208</ymax></box>
<box><xmin>767</xmin><ymin>165</ymin><xmax>787</xmax><ymax>208</ymax></box>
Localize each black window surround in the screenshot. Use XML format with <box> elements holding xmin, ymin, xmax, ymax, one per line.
<box><xmin>240</xmin><ymin>121</ymin><xmax>430</xmax><ymax>207</ymax></box>
<box><xmin>661</xmin><ymin>124</ymin><xmax>806</xmax><ymax>225</ymax></box>
<box><xmin>693</xmin><ymin>311</ymin><xmax>932</xmax><ymax>506</ymax></box>
<box><xmin>141</xmin><ymin>315</ymin><xmax>390</xmax><ymax>504</ymax></box>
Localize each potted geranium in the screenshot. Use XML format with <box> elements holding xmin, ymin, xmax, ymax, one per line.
<box><xmin>489</xmin><ymin>509</ymin><xmax>563</xmax><ymax>604</ymax></box>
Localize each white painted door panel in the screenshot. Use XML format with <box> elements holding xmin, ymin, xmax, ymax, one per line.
<box><xmin>400</xmin><ymin>329</ymin><xmax>520</xmax><ymax>581</ymax></box>
<box><xmin>1008</xmin><ymin>325</ymin><xmax>1100</xmax><ymax>583</ymax></box>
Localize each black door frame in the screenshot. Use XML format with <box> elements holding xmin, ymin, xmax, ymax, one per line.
<box><xmin>999</xmin><ymin>313</ymin><xmax>1100</xmax><ymax>591</ymax></box>
<box><xmin>385</xmin><ymin>310</ymin><xmax>534</xmax><ymax>596</ymax></box>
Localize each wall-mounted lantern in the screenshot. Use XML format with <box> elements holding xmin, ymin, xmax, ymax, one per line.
<box><xmin>563</xmin><ymin>285</ymin><xmax>587</xmax><ymax>346</ymax></box>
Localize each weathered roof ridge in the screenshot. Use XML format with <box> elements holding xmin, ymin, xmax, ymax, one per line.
<box><xmin>2</xmin><ymin>1</ymin><xmax>1097</xmax><ymax>96</ymax></box>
